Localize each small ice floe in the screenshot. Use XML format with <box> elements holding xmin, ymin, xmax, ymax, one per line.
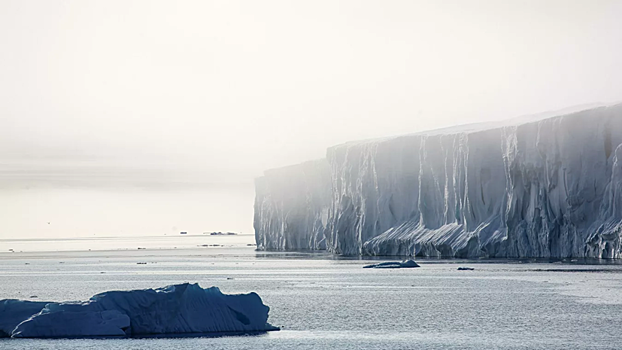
<box><xmin>457</xmin><ymin>267</ymin><xmax>475</xmax><ymax>271</ymax></box>
<box><xmin>363</xmin><ymin>259</ymin><xmax>420</xmax><ymax>269</ymax></box>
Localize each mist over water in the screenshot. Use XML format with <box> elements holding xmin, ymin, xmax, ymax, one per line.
<box><xmin>0</xmin><ymin>185</ymin><xmax>255</xmax><ymax>240</ymax></box>
<box><xmin>0</xmin><ymin>157</ymin><xmax>256</xmax><ymax>239</ymax></box>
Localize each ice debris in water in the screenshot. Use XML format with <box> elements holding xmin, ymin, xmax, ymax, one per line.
<box><xmin>363</xmin><ymin>259</ymin><xmax>420</xmax><ymax>269</ymax></box>
<box><xmin>0</xmin><ymin>283</ymin><xmax>278</xmax><ymax>338</ymax></box>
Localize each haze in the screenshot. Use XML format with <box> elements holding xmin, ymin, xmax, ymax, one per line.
<box><xmin>1</xmin><ymin>0</ymin><xmax>621</xmax><ymax>239</ymax></box>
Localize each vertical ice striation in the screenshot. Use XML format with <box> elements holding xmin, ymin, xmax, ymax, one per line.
<box><xmin>254</xmin><ymin>159</ymin><xmax>330</xmax><ymax>250</ymax></box>
<box><xmin>254</xmin><ymin>104</ymin><xmax>622</xmax><ymax>258</ymax></box>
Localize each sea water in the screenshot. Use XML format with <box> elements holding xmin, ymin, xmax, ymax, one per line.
<box><xmin>1</xmin><ymin>243</ymin><xmax>622</xmax><ymax>349</ymax></box>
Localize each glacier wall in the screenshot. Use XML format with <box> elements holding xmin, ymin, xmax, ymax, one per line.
<box><xmin>254</xmin><ymin>104</ymin><xmax>622</xmax><ymax>258</ymax></box>
<box><xmin>254</xmin><ymin>159</ymin><xmax>330</xmax><ymax>250</ymax></box>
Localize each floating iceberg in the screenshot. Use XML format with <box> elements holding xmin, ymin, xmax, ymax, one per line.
<box><xmin>363</xmin><ymin>259</ymin><xmax>420</xmax><ymax>269</ymax></box>
<box><xmin>0</xmin><ymin>283</ymin><xmax>278</xmax><ymax>338</ymax></box>
<box><xmin>255</xmin><ymin>103</ymin><xmax>622</xmax><ymax>258</ymax></box>
<box><xmin>0</xmin><ymin>300</ymin><xmax>49</xmax><ymax>337</ymax></box>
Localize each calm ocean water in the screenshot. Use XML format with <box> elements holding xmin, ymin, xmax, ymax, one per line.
<box><xmin>1</xmin><ymin>244</ymin><xmax>622</xmax><ymax>349</ymax></box>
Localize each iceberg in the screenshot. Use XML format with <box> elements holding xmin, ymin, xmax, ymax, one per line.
<box><xmin>0</xmin><ymin>300</ymin><xmax>49</xmax><ymax>337</ymax></box>
<box><xmin>255</xmin><ymin>103</ymin><xmax>622</xmax><ymax>259</ymax></box>
<box><xmin>363</xmin><ymin>259</ymin><xmax>420</xmax><ymax>268</ymax></box>
<box><xmin>0</xmin><ymin>283</ymin><xmax>278</xmax><ymax>338</ymax></box>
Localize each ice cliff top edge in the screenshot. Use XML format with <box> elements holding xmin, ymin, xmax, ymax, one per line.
<box><xmin>329</xmin><ymin>102</ymin><xmax>619</xmax><ymax>149</ymax></box>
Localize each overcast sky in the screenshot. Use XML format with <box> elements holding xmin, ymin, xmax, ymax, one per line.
<box><xmin>2</xmin><ymin>0</ymin><xmax>622</xmax><ymax>185</ymax></box>
<box><xmin>1</xmin><ymin>1</ymin><xmax>622</xmax><ymax>238</ymax></box>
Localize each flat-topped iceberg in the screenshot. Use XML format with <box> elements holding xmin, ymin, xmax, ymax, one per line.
<box><xmin>255</xmin><ymin>103</ymin><xmax>622</xmax><ymax>259</ymax></box>
<box><xmin>0</xmin><ymin>283</ymin><xmax>278</xmax><ymax>338</ymax></box>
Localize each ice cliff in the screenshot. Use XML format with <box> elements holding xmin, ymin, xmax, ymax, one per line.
<box><xmin>0</xmin><ymin>283</ymin><xmax>277</xmax><ymax>338</ymax></box>
<box><xmin>254</xmin><ymin>160</ymin><xmax>331</xmax><ymax>251</ymax></box>
<box><xmin>255</xmin><ymin>103</ymin><xmax>622</xmax><ymax>258</ymax></box>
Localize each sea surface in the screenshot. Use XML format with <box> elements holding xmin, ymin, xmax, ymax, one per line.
<box><xmin>1</xmin><ymin>238</ymin><xmax>622</xmax><ymax>349</ymax></box>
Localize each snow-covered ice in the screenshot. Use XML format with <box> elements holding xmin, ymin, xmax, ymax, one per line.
<box><xmin>255</xmin><ymin>103</ymin><xmax>622</xmax><ymax>258</ymax></box>
<box><xmin>1</xmin><ymin>283</ymin><xmax>278</xmax><ymax>338</ymax></box>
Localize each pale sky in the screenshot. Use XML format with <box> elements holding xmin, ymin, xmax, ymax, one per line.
<box><xmin>1</xmin><ymin>0</ymin><xmax>622</xmax><ymax>238</ymax></box>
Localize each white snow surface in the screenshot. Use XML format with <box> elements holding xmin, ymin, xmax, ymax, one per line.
<box><xmin>255</xmin><ymin>103</ymin><xmax>622</xmax><ymax>258</ymax></box>
<box><xmin>1</xmin><ymin>283</ymin><xmax>277</xmax><ymax>338</ymax></box>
